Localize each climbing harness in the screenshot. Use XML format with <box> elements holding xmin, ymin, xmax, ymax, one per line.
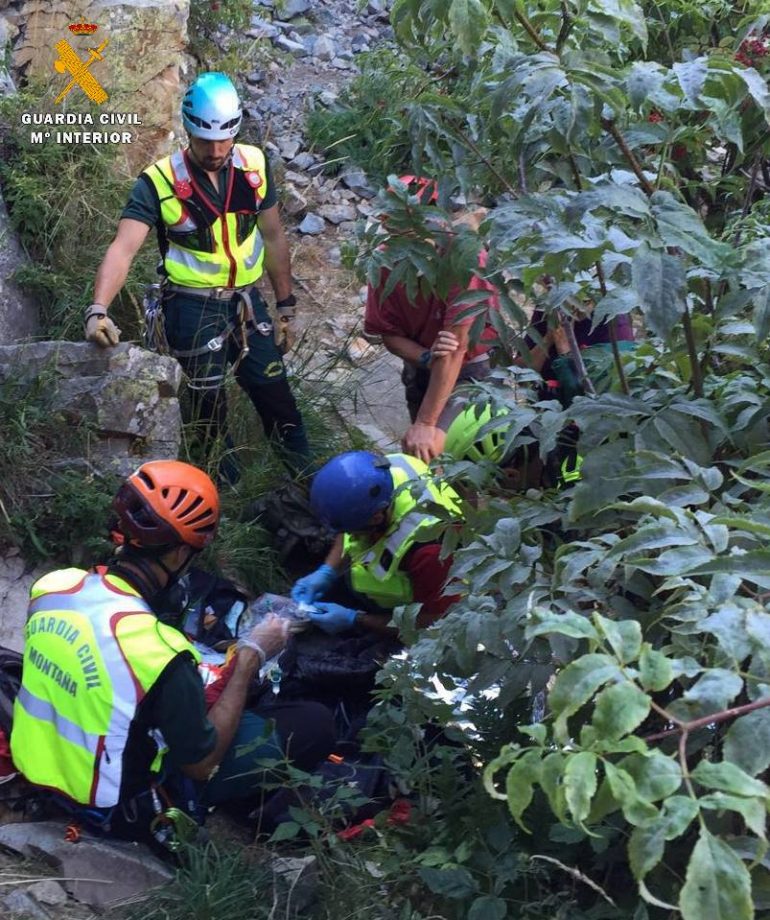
<box><xmin>164</xmin><ymin>285</ymin><xmax>273</xmax><ymax>391</ymax></box>
<box><xmin>142</xmin><ymin>282</ymin><xmax>169</xmax><ymax>355</ymax></box>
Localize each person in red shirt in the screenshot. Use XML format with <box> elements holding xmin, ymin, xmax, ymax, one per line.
<box><xmin>364</xmin><ymin>193</ymin><xmax>500</xmax><ymax>463</ymax></box>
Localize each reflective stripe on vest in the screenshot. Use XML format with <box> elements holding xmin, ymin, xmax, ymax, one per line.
<box><xmin>144</xmin><ymin>144</ymin><xmax>267</xmax><ymax>288</ymax></box>
<box><xmin>344</xmin><ymin>454</ymin><xmax>462</xmax><ymax>610</ymax></box>
<box><xmin>11</xmin><ymin>569</ymin><xmax>198</xmax><ymax>807</ymax></box>
<box><xmin>560</xmin><ymin>452</ymin><xmax>583</xmax><ymax>484</ymax></box>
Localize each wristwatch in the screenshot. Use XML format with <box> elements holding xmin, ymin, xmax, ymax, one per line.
<box><xmin>418</xmin><ymin>349</ymin><xmax>432</xmax><ymax>368</ymax></box>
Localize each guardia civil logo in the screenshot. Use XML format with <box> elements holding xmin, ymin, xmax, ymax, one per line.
<box><xmin>53</xmin><ymin>18</ymin><xmax>108</xmax><ymax>105</ymax></box>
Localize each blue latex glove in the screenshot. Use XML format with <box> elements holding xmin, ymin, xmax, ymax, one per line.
<box><xmin>308</xmin><ymin>602</ymin><xmax>358</xmax><ymax>635</ymax></box>
<box><xmin>291</xmin><ymin>564</ymin><xmax>338</xmax><ymax>605</ymax></box>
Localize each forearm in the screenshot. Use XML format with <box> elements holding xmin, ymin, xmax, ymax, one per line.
<box><xmin>324</xmin><ymin>534</ymin><xmax>345</xmax><ymax>569</ymax></box>
<box><xmin>92</xmin><ymin>242</ymin><xmax>134</xmax><ymax>310</ymax></box>
<box><xmin>415</xmin><ymin>351</ymin><xmax>465</xmax><ymax>425</ymax></box>
<box><xmin>381</xmin><ymin>334</ymin><xmax>426</xmax><ymax>366</ymax></box>
<box><xmin>263</xmin><ymin>229</ymin><xmax>292</xmax><ymax>301</ymax></box>
<box><xmin>184</xmin><ymin>651</ymin><xmax>259</xmax><ymax>780</ymax></box>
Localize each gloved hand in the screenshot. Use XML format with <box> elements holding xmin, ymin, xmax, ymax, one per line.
<box><xmin>308</xmin><ymin>602</ymin><xmax>358</xmax><ymax>635</ymax></box>
<box><xmin>275</xmin><ymin>307</ymin><xmax>300</xmax><ymax>354</ymax></box>
<box><xmin>84</xmin><ymin>304</ymin><xmax>121</xmax><ymax>348</ymax></box>
<box><xmin>291</xmin><ymin>563</ymin><xmax>338</xmax><ymax>605</ymax></box>
<box><xmin>238</xmin><ymin>614</ymin><xmax>290</xmax><ymax>665</ymax></box>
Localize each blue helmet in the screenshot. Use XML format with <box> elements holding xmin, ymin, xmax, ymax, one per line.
<box><xmin>311</xmin><ymin>452</ymin><xmax>394</xmax><ymax>533</ymax></box>
<box><xmin>182</xmin><ymin>73</ymin><xmax>242</xmax><ymax>140</ymax></box>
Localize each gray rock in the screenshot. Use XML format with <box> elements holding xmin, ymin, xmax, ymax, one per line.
<box><xmin>246</xmin><ymin>70</ymin><xmax>265</xmax><ymax>85</ymax></box>
<box><xmin>317</xmin><ymin>89</ymin><xmax>338</xmax><ymax>106</ymax></box>
<box><xmin>318</xmin><ymin>203</ymin><xmax>357</xmax><ymax>224</ymax></box>
<box><xmin>0</xmin><ymin>342</ymin><xmax>182</xmax><ymax>478</ymax></box>
<box><xmin>272</xmin><ymin>855</ymin><xmax>318</xmax><ymax>914</ymax></box>
<box><xmin>246</xmin><ymin>20</ymin><xmax>279</xmax><ymax>39</ymax></box>
<box><xmin>289</xmin><ymin>152</ymin><xmax>316</xmax><ymax>171</ymax></box>
<box><xmin>26</xmin><ymin>880</ymin><xmax>68</xmax><ymax>907</ymax></box>
<box><xmin>279</xmin><ymin>138</ymin><xmax>302</xmax><ymax>160</ymax></box>
<box><xmin>3</xmin><ymin>889</ymin><xmax>52</xmax><ymax>920</ymax></box>
<box><xmin>341</xmin><ymin>167</ymin><xmax>376</xmax><ymax>199</ymax></box>
<box><xmin>367</xmin><ymin>0</ymin><xmax>389</xmax><ymax>16</ymax></box>
<box><xmin>313</xmin><ymin>34</ymin><xmax>336</xmax><ymax>61</ymax></box>
<box><xmin>298</xmin><ymin>213</ymin><xmax>326</xmax><ymax>235</ymax></box>
<box><xmin>0</xmin><ymin>822</ymin><xmax>173</xmax><ymax>910</ymax></box>
<box><xmin>0</xmin><ymin>551</ymin><xmax>45</xmax><ymax>652</ymax></box>
<box><xmin>300</xmin><ymin>33</ymin><xmax>317</xmax><ymax>54</ymax></box>
<box><xmin>280</xmin><ymin>0</ymin><xmax>311</xmax><ymax>18</ymax></box>
<box><xmin>284</xmin><ymin>169</ymin><xmax>311</xmax><ymax>187</ymax></box>
<box><xmin>273</xmin><ymin>34</ymin><xmax>309</xmax><ymax>56</ymax></box>
<box><xmin>327</xmin><ymin>246</ymin><xmax>342</xmax><ymax>266</ymax></box>
<box><xmin>331</xmin><ymin>57</ymin><xmax>354</xmax><ymax>70</ymax></box>
<box><xmin>282</xmin><ymin>186</ymin><xmax>308</xmax><ymax>216</ymax></box>
<box><xmin>351</xmin><ymin>33</ymin><xmax>370</xmax><ymax>53</ymax></box>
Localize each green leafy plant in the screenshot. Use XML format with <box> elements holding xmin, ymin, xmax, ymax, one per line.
<box><xmin>345</xmin><ymin>0</ymin><xmax>770</xmax><ymax>916</ymax></box>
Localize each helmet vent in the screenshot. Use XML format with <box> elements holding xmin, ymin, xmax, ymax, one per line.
<box><xmin>182</xmin><ymin>496</ymin><xmax>204</xmax><ymax>517</ymax></box>
<box><xmin>137</xmin><ymin>470</ymin><xmax>155</xmax><ymax>490</ymax></box>
<box><xmin>169</xmin><ymin>490</ymin><xmax>187</xmax><ymax>511</ymax></box>
<box><xmin>185</xmin><ymin>112</ymin><xmax>213</xmax><ymax>130</ymax></box>
<box><xmin>369</xmin><ymin>486</ymin><xmax>381</xmax><ymax>497</ymax></box>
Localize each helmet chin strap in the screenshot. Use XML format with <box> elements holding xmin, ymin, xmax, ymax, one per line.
<box><xmin>110</xmin><ymin>545</ymin><xmax>196</xmax><ymax>608</ymax></box>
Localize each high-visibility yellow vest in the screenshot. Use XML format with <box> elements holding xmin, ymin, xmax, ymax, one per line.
<box><xmin>143</xmin><ymin>144</ymin><xmax>269</xmax><ymax>289</ymax></box>
<box><xmin>343</xmin><ymin>454</ymin><xmax>462</xmax><ymax>610</ymax></box>
<box><xmin>11</xmin><ymin>567</ymin><xmax>199</xmax><ymax>808</ymax></box>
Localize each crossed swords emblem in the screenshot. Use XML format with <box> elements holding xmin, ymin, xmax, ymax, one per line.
<box><xmin>53</xmin><ymin>37</ymin><xmax>109</xmax><ymax>105</ymax></box>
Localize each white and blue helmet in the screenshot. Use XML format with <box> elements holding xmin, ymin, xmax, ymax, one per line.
<box><xmin>182</xmin><ymin>72</ymin><xmax>242</xmax><ymax>140</ymax></box>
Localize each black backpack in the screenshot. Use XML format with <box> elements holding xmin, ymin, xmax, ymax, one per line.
<box><xmin>241</xmin><ymin>481</ymin><xmax>333</xmax><ymax>566</ymax></box>
<box><xmin>0</xmin><ymin>645</ymin><xmax>22</xmax><ymax>736</ymax></box>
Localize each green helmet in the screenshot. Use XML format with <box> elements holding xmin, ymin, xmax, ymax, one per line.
<box><xmin>444</xmin><ymin>403</ymin><xmax>512</xmax><ymax>463</ymax></box>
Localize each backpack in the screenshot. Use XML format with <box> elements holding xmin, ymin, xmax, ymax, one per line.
<box><xmin>0</xmin><ymin>645</ymin><xmax>22</xmax><ymax>738</ymax></box>
<box><xmin>0</xmin><ymin>645</ymin><xmax>23</xmax><ymax>784</ymax></box>
<box><xmin>241</xmin><ymin>481</ymin><xmax>333</xmax><ymax>566</ymax></box>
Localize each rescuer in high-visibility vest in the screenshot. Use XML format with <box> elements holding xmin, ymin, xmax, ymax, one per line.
<box><xmin>85</xmin><ymin>72</ymin><xmax>309</xmax><ymax>484</ymax></box>
<box><xmin>11</xmin><ymin>460</ymin><xmax>334</xmax><ymax>845</ymax></box>
<box><xmin>290</xmin><ymin>451</ymin><xmax>464</xmax><ymax>635</ymax></box>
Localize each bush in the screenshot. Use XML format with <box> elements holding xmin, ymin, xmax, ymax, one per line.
<box><xmin>341</xmin><ymin>0</ymin><xmax>770</xmax><ymax>916</ymax></box>
<box><xmin>0</xmin><ymin>86</ymin><xmax>154</xmax><ymax>340</ymax></box>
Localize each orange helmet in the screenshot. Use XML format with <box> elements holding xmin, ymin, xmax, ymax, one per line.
<box><xmin>395</xmin><ymin>174</ymin><xmax>439</xmax><ymax>204</ymax></box>
<box><xmin>113</xmin><ymin>460</ymin><xmax>220</xmax><ymax>551</ymax></box>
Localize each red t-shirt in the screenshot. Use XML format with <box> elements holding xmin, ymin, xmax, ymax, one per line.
<box><xmin>402</xmin><ymin>543</ymin><xmax>459</xmax><ymax>625</ymax></box>
<box><xmin>364</xmin><ymin>251</ymin><xmax>499</xmax><ymax>362</ymax></box>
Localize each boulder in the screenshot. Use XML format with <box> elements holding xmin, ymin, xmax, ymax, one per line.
<box><xmin>280</xmin><ymin>0</ymin><xmax>310</xmax><ymax>18</ymax></box>
<box><xmin>318</xmin><ymin>203</ymin><xmax>357</xmax><ymax>224</ymax></box>
<box><xmin>0</xmin><ymin>821</ymin><xmax>173</xmax><ymax>909</ymax></box>
<box><xmin>0</xmin><ymin>551</ymin><xmax>46</xmax><ymax>652</ymax></box>
<box><xmin>0</xmin><ymin>341</ymin><xmax>182</xmax><ymax>477</ymax></box>
<box><xmin>313</xmin><ymin>34</ymin><xmax>336</xmax><ymax>61</ymax></box>
<box><xmin>298</xmin><ymin>213</ymin><xmax>325</xmax><ymax>235</ymax></box>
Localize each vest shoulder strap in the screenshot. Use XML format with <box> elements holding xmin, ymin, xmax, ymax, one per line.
<box><xmin>30</xmin><ymin>568</ymin><xmax>87</xmax><ymax>600</ymax></box>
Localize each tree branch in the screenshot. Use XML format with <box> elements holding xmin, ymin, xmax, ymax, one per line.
<box><xmin>601</xmin><ymin>119</ymin><xmax>655</xmax><ymax>197</ymax></box>
<box><xmin>643</xmin><ymin>695</ymin><xmax>770</xmax><ymax>743</ymax></box>
<box><xmin>515</xmin><ymin>9</ymin><xmax>550</xmax><ymax>51</ymax></box>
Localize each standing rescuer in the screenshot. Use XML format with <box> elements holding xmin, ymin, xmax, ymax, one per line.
<box><xmin>291</xmin><ymin>451</ymin><xmax>464</xmax><ymax>635</ymax></box>
<box><xmin>85</xmin><ymin>72</ymin><xmax>309</xmax><ymax>482</ymax></box>
<box><xmin>10</xmin><ymin>460</ymin><xmax>334</xmax><ymax>846</ymax></box>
